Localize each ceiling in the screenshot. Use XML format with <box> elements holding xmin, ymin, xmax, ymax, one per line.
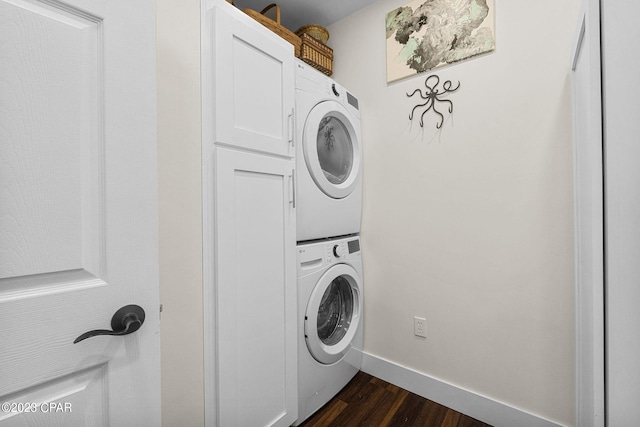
<box><xmin>232</xmin><ymin>0</ymin><xmax>378</xmax><ymax>35</ymax></box>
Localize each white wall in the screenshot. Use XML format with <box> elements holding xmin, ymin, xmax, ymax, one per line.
<box><xmin>329</xmin><ymin>1</ymin><xmax>580</xmax><ymax>425</ymax></box>
<box><xmin>157</xmin><ymin>1</ymin><xmax>204</xmax><ymax>426</ymax></box>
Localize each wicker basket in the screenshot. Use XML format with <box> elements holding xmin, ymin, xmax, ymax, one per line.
<box><xmin>295</xmin><ymin>24</ymin><xmax>329</xmax><ymax>44</ymax></box>
<box><xmin>243</xmin><ymin>4</ymin><xmax>301</xmax><ymax>57</ymax></box>
<box><xmin>299</xmin><ymin>33</ymin><xmax>333</xmax><ymax>76</ymax></box>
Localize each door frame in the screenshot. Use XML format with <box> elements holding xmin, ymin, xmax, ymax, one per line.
<box><xmin>201</xmin><ymin>1</ymin><xmax>217</xmax><ymax>426</ymax></box>
<box><xmin>571</xmin><ymin>0</ymin><xmax>605</xmax><ymax>425</ymax></box>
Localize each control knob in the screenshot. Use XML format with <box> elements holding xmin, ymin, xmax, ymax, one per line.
<box><xmin>333</xmin><ymin>244</ymin><xmax>345</xmax><ymax>258</ymax></box>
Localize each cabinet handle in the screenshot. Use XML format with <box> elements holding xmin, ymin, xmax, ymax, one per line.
<box><xmin>290</xmin><ymin>172</ymin><xmax>296</xmax><ymax>208</ymax></box>
<box><xmin>288</xmin><ymin>109</ymin><xmax>294</xmax><ymax>146</ymax></box>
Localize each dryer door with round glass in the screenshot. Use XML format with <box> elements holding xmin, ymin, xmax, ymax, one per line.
<box><xmin>303</xmin><ymin>101</ymin><xmax>361</xmax><ymax>199</ymax></box>
<box><xmin>305</xmin><ymin>264</ymin><xmax>362</xmax><ymax>365</ymax></box>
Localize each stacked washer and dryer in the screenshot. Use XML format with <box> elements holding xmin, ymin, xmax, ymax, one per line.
<box><xmin>292</xmin><ymin>59</ymin><xmax>364</xmax><ymax>425</ymax></box>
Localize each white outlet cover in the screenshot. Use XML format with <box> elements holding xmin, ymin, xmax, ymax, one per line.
<box><xmin>414</xmin><ymin>316</ymin><xmax>426</xmax><ymax>338</ymax></box>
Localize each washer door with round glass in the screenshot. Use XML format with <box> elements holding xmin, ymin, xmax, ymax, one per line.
<box><xmin>305</xmin><ymin>264</ymin><xmax>362</xmax><ymax>365</ymax></box>
<box><xmin>303</xmin><ymin>101</ymin><xmax>361</xmax><ymax>199</ymax></box>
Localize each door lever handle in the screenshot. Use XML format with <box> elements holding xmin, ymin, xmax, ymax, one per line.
<box><xmin>73</xmin><ymin>305</ymin><xmax>146</xmax><ymax>344</ymax></box>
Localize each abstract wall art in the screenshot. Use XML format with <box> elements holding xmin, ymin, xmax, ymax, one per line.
<box><xmin>386</xmin><ymin>0</ymin><xmax>495</xmax><ymax>83</ymax></box>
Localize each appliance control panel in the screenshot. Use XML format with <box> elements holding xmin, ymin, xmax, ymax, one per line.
<box><xmin>324</xmin><ymin>80</ymin><xmax>360</xmax><ymax>117</ymax></box>
<box><xmin>297</xmin><ymin>236</ymin><xmax>361</xmax><ymax>274</ymax></box>
<box><xmin>328</xmin><ymin>81</ymin><xmax>359</xmax><ymax>110</ymax></box>
<box><xmin>330</xmin><ymin>239</ymin><xmax>360</xmax><ymax>259</ymax></box>
<box><xmin>295</xmin><ymin>58</ymin><xmax>359</xmax><ymax>114</ymax></box>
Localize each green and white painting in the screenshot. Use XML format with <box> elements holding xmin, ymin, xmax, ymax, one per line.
<box><xmin>386</xmin><ymin>0</ymin><xmax>495</xmax><ymax>83</ymax></box>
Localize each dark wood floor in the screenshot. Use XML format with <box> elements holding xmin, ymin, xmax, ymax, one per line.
<box><xmin>298</xmin><ymin>371</ymin><xmax>492</xmax><ymax>427</ymax></box>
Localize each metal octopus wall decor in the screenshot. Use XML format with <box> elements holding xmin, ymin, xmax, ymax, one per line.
<box><xmin>407</xmin><ymin>74</ymin><xmax>461</xmax><ymax>130</ymax></box>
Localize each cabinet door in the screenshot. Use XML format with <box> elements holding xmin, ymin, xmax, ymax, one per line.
<box><xmin>215</xmin><ymin>146</ymin><xmax>297</xmax><ymax>427</ymax></box>
<box><xmin>212</xmin><ymin>4</ymin><xmax>295</xmax><ymax>157</ymax></box>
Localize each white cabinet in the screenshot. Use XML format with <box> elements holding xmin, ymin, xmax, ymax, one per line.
<box><xmin>210</xmin><ymin>1</ymin><xmax>295</xmax><ymax>157</ymax></box>
<box><xmin>214</xmin><ymin>147</ymin><xmax>296</xmax><ymax>427</ymax></box>
<box><xmin>202</xmin><ymin>1</ymin><xmax>297</xmax><ymax>426</ymax></box>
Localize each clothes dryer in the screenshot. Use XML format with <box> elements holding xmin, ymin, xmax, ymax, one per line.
<box><xmin>295</xmin><ymin>59</ymin><xmax>362</xmax><ymax>242</ymax></box>
<box><xmin>293</xmin><ymin>235</ymin><xmax>363</xmax><ymax>425</ymax></box>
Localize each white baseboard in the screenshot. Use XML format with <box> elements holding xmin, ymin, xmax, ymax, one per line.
<box><xmin>360</xmin><ymin>352</ymin><xmax>566</xmax><ymax>427</ymax></box>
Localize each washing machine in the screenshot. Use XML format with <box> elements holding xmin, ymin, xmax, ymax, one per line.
<box><xmin>295</xmin><ymin>59</ymin><xmax>363</xmax><ymax>242</ymax></box>
<box><xmin>293</xmin><ymin>235</ymin><xmax>364</xmax><ymax>425</ymax></box>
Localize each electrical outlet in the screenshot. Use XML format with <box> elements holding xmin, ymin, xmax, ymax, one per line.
<box><xmin>414</xmin><ymin>316</ymin><xmax>426</xmax><ymax>338</ymax></box>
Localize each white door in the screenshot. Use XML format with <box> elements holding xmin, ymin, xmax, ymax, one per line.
<box><xmin>214</xmin><ymin>146</ymin><xmax>297</xmax><ymax>427</ymax></box>
<box><xmin>571</xmin><ymin>1</ymin><xmax>605</xmax><ymax>425</ymax></box>
<box><xmin>0</xmin><ymin>0</ymin><xmax>160</xmax><ymax>425</ymax></box>
<box><xmin>303</xmin><ymin>102</ymin><xmax>361</xmax><ymax>199</ymax></box>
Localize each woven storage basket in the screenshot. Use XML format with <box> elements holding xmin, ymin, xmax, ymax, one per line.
<box><xmin>299</xmin><ymin>33</ymin><xmax>333</xmax><ymax>76</ymax></box>
<box><xmin>295</xmin><ymin>24</ymin><xmax>329</xmax><ymax>44</ymax></box>
<box><xmin>243</xmin><ymin>4</ymin><xmax>301</xmax><ymax>56</ymax></box>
